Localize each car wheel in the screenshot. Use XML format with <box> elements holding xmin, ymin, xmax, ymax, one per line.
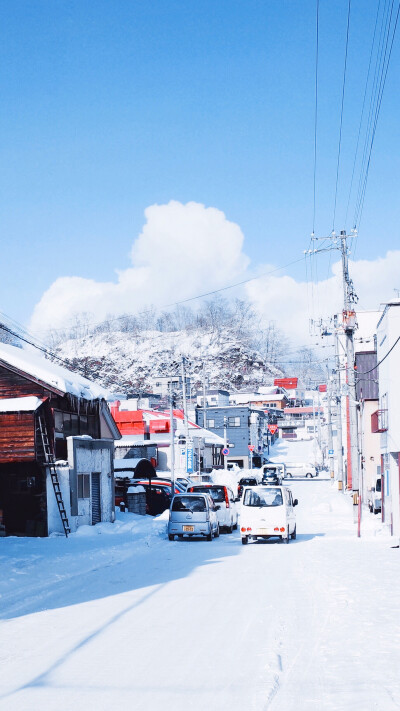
<box><xmin>215</xmin><ymin>524</ymin><xmax>220</xmax><ymax>538</ymax></box>
<box><xmin>306</xmin><ymin>473</ymin><xmax>312</xmax><ymax>478</ymax></box>
<box><xmin>290</xmin><ymin>525</ymin><xmax>297</xmax><ymax>540</ymax></box>
<box><xmin>207</xmin><ymin>527</ymin><xmax>213</xmax><ymax>541</ymax></box>
<box><xmin>241</xmin><ymin>536</ymin><xmax>248</xmax><ymax>545</ymax></box>
<box><xmin>233</xmin><ymin>520</ymin><xmax>238</xmax><ymax>530</ymax></box>
<box><xmin>168</xmin><ymin>534</ymin><xmax>174</xmax><ymax>541</ymax></box>
<box><xmin>282</xmin><ymin>527</ymin><xmax>290</xmax><ymax>544</ymax></box>
<box><xmin>226</xmin><ymin>523</ymin><xmax>233</xmax><ymax>534</ymax></box>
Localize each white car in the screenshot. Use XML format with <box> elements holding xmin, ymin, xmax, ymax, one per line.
<box><xmin>187</xmin><ymin>484</ymin><xmax>238</xmax><ymax>533</ymax></box>
<box><xmin>240</xmin><ymin>485</ymin><xmax>298</xmax><ymax>544</ymax></box>
<box><xmin>368</xmin><ymin>477</ymin><xmax>382</xmax><ymax>514</ymax></box>
<box><xmin>285</xmin><ymin>463</ymin><xmax>317</xmax><ymax>478</ymax></box>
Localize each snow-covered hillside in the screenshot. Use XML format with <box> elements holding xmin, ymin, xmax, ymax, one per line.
<box><xmin>54</xmin><ymin>328</ymin><xmax>284</xmax><ymax>395</ymax></box>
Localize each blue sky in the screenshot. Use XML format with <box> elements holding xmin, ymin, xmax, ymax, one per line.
<box><xmin>0</xmin><ymin>0</ymin><xmax>399</xmax><ymax>331</ymax></box>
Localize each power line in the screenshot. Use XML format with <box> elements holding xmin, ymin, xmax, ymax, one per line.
<box><xmin>355</xmin><ymin>335</ymin><xmax>400</xmax><ymax>374</ymax></box>
<box><xmin>354</xmin><ymin>0</ymin><xmax>400</xmax><ymax>230</ymax></box>
<box><xmin>332</xmin><ymin>0</ymin><xmax>352</xmax><ymax>232</ymax></box>
<box><xmin>312</xmin><ymin>0</ymin><xmax>320</xmax><ymax>236</ymax></box>
<box><xmin>34</xmin><ymin>255</ymin><xmax>307</xmax><ymax>336</ymax></box>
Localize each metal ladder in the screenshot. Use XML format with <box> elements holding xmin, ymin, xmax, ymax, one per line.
<box><xmin>37</xmin><ymin>414</ymin><xmax>71</xmax><ymax>537</ymax></box>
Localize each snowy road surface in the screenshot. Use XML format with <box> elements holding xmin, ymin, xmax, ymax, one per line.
<box><xmin>1</xmin><ymin>479</ymin><xmax>400</xmax><ymax>711</ymax></box>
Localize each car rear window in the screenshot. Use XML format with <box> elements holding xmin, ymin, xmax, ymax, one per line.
<box><xmin>240</xmin><ymin>478</ymin><xmax>257</xmax><ymax>486</ymax></box>
<box><xmin>190</xmin><ymin>486</ymin><xmax>225</xmax><ymax>502</ymax></box>
<box><xmin>376</xmin><ymin>478</ymin><xmax>382</xmax><ymax>492</ymax></box>
<box><xmin>172</xmin><ymin>496</ymin><xmax>207</xmax><ymax>512</ymax></box>
<box><xmin>243</xmin><ymin>488</ymin><xmax>283</xmax><ymax>507</ymax></box>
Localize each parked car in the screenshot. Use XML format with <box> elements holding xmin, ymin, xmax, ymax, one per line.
<box><xmin>132</xmin><ymin>478</ymin><xmax>186</xmax><ymax>494</ymax></box>
<box><xmin>285</xmin><ymin>463</ymin><xmax>317</xmax><ymax>478</ymax></box>
<box><xmin>237</xmin><ymin>477</ymin><xmax>259</xmax><ymax>499</ymax></box>
<box><xmin>187</xmin><ymin>484</ymin><xmax>238</xmax><ymax>533</ymax></box>
<box><xmin>240</xmin><ymin>485</ymin><xmax>298</xmax><ymax>545</ymax></box>
<box><xmin>368</xmin><ymin>477</ymin><xmax>382</xmax><ymax>514</ymax></box>
<box><xmin>168</xmin><ymin>493</ymin><xmax>220</xmax><ymax>541</ymax></box>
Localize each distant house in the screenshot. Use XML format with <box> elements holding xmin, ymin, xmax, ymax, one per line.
<box><xmin>230</xmin><ymin>391</ymin><xmax>289</xmax><ymax>410</ymax></box>
<box><xmin>0</xmin><ymin>344</ymin><xmax>120</xmax><ymax>537</ymax></box>
<box><xmin>195</xmin><ymin>405</ymin><xmax>268</xmax><ymax>469</ymax></box>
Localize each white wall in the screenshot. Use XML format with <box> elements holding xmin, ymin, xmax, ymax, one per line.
<box><xmin>377</xmin><ymin>303</ymin><xmax>400</xmax><ymax>537</ymax></box>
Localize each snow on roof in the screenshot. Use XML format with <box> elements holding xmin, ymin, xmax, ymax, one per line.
<box><xmin>0</xmin><ymin>343</ymin><xmax>109</xmax><ymax>401</ymax></box>
<box><xmin>0</xmin><ymin>396</ymin><xmax>44</xmax><ymax>413</ymax></box>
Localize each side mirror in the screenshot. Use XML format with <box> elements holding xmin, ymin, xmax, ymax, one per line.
<box><xmin>293</xmin><ymin>499</ymin><xmax>298</xmax><ymax>506</ymax></box>
<box><xmin>235</xmin><ymin>497</ymin><xmax>240</xmax><ymax>502</ymax></box>
<box><xmin>371</xmin><ymin>487</ymin><xmax>375</xmax><ymax>492</ymax></box>
<box><xmin>215</xmin><ymin>505</ymin><xmax>221</xmax><ymax>511</ymax></box>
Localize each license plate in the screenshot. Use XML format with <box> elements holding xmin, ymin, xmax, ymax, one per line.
<box><xmin>258</xmin><ymin>528</ymin><xmax>269</xmax><ymax>535</ymax></box>
<box><xmin>183</xmin><ymin>525</ymin><xmax>194</xmax><ymax>532</ymax></box>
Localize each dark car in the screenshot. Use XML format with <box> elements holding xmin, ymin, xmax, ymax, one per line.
<box><xmin>262</xmin><ymin>472</ymin><xmax>282</xmax><ymax>486</ymax></box>
<box><xmin>237</xmin><ymin>477</ymin><xmax>259</xmax><ymax>499</ymax></box>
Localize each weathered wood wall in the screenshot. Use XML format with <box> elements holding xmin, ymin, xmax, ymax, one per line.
<box><xmin>0</xmin><ymin>365</ymin><xmax>52</xmax><ymax>399</ymax></box>
<box><xmin>0</xmin><ymin>412</ymin><xmax>35</xmax><ymax>463</ymax></box>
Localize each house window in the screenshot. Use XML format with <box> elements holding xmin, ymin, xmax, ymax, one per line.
<box><xmin>228</xmin><ymin>416</ymin><xmax>241</xmax><ymax>427</ymax></box>
<box><xmin>207</xmin><ymin>419</ymin><xmax>215</xmax><ymax>428</ymax></box>
<box><xmin>78</xmin><ymin>474</ymin><xmax>90</xmax><ymax>499</ymax></box>
<box><xmin>269</xmin><ymin>403</ymin><xmax>277</xmax><ymax>408</ymax></box>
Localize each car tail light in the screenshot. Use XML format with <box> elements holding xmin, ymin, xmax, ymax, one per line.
<box><xmin>274</xmin><ymin>527</ymin><xmax>279</xmax><ymax>531</ymax></box>
<box><xmin>280</xmin><ymin>527</ymin><xmax>285</xmax><ymax>532</ymax></box>
<box><xmin>224</xmin><ymin>488</ymin><xmax>230</xmax><ymax>508</ymax></box>
<box><xmin>241</xmin><ymin>527</ymin><xmax>246</xmax><ymax>532</ymax></box>
<box><xmin>246</xmin><ymin>527</ymin><xmax>252</xmax><ymax>531</ymax></box>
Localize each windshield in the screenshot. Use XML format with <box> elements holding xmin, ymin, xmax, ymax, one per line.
<box><xmin>264</xmin><ymin>468</ymin><xmax>277</xmax><ymax>475</ymax></box>
<box><xmin>172</xmin><ymin>496</ymin><xmax>207</xmax><ymax>512</ymax></box>
<box><xmin>190</xmin><ymin>486</ymin><xmax>225</xmax><ymax>502</ymax></box>
<box><xmin>243</xmin><ymin>488</ymin><xmax>283</xmax><ymax>507</ymax></box>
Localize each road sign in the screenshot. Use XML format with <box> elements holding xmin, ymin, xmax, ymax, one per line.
<box><xmin>328</xmin><ymin>449</ymin><xmax>334</xmax><ymax>455</ymax></box>
<box><xmin>222</xmin><ymin>447</ymin><xmax>229</xmax><ymax>456</ymax></box>
<box><xmin>186</xmin><ymin>446</ymin><xmax>194</xmax><ymax>473</ymax></box>
<box><xmin>268</xmin><ymin>424</ymin><xmax>278</xmax><ymax>435</ymax></box>
<box><xmin>248</xmin><ymin>445</ymin><xmax>255</xmax><ymax>452</ymax></box>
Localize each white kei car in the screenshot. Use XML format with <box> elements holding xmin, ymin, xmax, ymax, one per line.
<box><xmin>240</xmin><ymin>485</ymin><xmax>298</xmax><ymax>544</ymax></box>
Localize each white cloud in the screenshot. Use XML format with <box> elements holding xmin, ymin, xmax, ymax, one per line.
<box><xmin>30</xmin><ymin>200</ymin><xmax>250</xmax><ymax>332</ymax></box>
<box><xmin>29</xmin><ymin>199</ymin><xmax>400</xmax><ymax>347</ymax></box>
<box><xmin>246</xmin><ymin>250</ymin><xmax>400</xmax><ymax>344</ymax></box>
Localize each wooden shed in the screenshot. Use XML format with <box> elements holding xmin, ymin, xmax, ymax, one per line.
<box><xmin>0</xmin><ymin>343</ymin><xmax>120</xmax><ymax>537</ymax></box>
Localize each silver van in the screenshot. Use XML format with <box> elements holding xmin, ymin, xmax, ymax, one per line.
<box><xmin>168</xmin><ymin>493</ymin><xmax>220</xmax><ymax>541</ymax></box>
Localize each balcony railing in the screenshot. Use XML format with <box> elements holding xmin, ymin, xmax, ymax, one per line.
<box><xmin>371</xmin><ymin>409</ymin><xmax>388</xmax><ymax>433</ymax></box>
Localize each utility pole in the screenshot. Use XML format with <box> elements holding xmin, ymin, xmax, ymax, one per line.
<box><xmin>333</xmin><ymin>315</ymin><xmax>345</xmax><ymax>489</ymax></box>
<box><xmin>181</xmin><ymin>357</ymin><xmax>190</xmax><ymax>475</ymax></box>
<box><xmin>339</xmin><ymin>231</ymin><xmax>359</xmax><ymax>498</ymax></box>
<box><xmin>223</xmin><ymin>416</ymin><xmax>228</xmax><ymax>470</ymax></box>
<box><xmin>181</xmin><ymin>357</ymin><xmax>189</xmax><ymax>439</ymax></box>
<box><xmin>169</xmin><ymin>382</ymin><xmax>175</xmax><ymax>495</ymax></box>
<box><xmin>202</xmin><ymin>361</ymin><xmax>207</xmax><ymax>431</ymax></box>
<box><xmin>326</xmin><ymin>366</ymin><xmax>334</xmax><ymax>479</ymax></box>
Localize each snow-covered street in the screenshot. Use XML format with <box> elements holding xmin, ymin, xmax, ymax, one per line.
<box><xmin>1</xmin><ymin>478</ymin><xmax>400</xmax><ymax>711</ymax></box>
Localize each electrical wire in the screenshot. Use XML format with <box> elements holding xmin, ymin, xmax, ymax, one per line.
<box><xmin>354</xmin><ymin>1</ymin><xmax>400</xmax><ymax>230</ymax></box>
<box><xmin>312</xmin><ymin>0</ymin><xmax>320</xmax><ymax>236</ymax></box>
<box><xmin>344</xmin><ymin>0</ymin><xmax>382</xmax><ymax>229</ymax></box>
<box><xmin>355</xmin><ymin>335</ymin><xmax>400</xmax><ymax>374</ymax></box>
<box><xmin>332</xmin><ymin>0</ymin><xmax>352</xmax><ymax>233</ymax></box>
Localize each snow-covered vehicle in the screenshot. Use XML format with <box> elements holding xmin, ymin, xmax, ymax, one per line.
<box><xmin>187</xmin><ymin>484</ymin><xmax>238</xmax><ymax>533</ymax></box>
<box><xmin>368</xmin><ymin>477</ymin><xmax>382</xmax><ymax>514</ymax></box>
<box><xmin>168</xmin><ymin>493</ymin><xmax>220</xmax><ymax>541</ymax></box>
<box><xmin>285</xmin><ymin>463</ymin><xmax>317</xmax><ymax>478</ymax></box>
<box><xmin>240</xmin><ymin>485</ymin><xmax>298</xmax><ymax>545</ymax></box>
